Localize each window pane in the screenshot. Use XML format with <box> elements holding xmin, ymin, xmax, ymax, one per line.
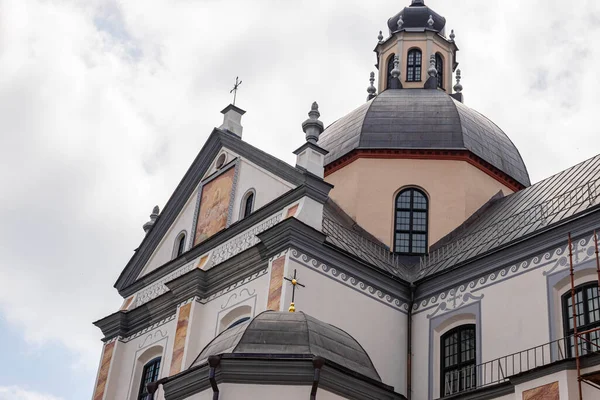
<box><xmin>413</xmin><ymin>212</ymin><xmax>427</xmax><ymax>232</ymax></box>
<box><xmin>413</xmin><ymin>192</ymin><xmax>427</xmax><ymax>209</ymax></box>
<box><xmin>396</xmin><ymin>233</ymin><xmax>410</xmax><ymax>253</ymax></box>
<box><xmin>396</xmin><ymin>211</ymin><xmax>410</xmax><ymax>231</ymax></box>
<box><xmin>412</xmin><ymin>234</ymin><xmax>427</xmax><ymax>254</ymax></box>
<box><xmin>397</xmin><ymin>191</ymin><xmax>411</xmax><ymax>209</ymax></box>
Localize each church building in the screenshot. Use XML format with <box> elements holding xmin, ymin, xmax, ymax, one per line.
<box><xmin>92</xmin><ymin>1</ymin><xmax>600</xmax><ymax>399</ymax></box>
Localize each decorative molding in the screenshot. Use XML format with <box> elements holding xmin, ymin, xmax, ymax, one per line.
<box><xmin>134</xmin><ymin>261</ymin><xmax>197</xmax><ymax>308</ymax></box>
<box><xmin>197</xmin><ymin>267</ymin><xmax>268</xmax><ymax>305</ymax></box>
<box><xmin>290</xmin><ymin>249</ymin><xmax>409</xmax><ymax>313</ymax></box>
<box><xmin>414</xmin><ymin>233</ymin><xmax>596</xmax><ymax>315</ymax></box>
<box><xmin>122</xmin><ymin>314</ymin><xmax>177</xmax><ymax>343</ymax></box>
<box><xmin>220</xmin><ymin>288</ymin><xmax>256</xmax><ymax>310</ymax></box>
<box><xmin>426</xmin><ymin>289</ymin><xmax>484</xmax><ymax>319</ymax></box>
<box><xmin>138</xmin><ymin>329</ymin><xmax>168</xmax><ymax>349</ymax></box>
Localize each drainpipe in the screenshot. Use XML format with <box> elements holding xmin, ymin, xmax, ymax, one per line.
<box><xmin>407</xmin><ymin>283</ymin><xmax>416</xmax><ymax>400</ymax></box>
<box><xmin>310</xmin><ymin>357</ymin><xmax>325</xmax><ymax>400</ymax></box>
<box><xmin>208</xmin><ymin>355</ymin><xmax>222</xmax><ymax>400</ymax></box>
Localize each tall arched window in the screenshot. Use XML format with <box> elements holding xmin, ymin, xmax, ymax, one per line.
<box><xmin>241</xmin><ymin>190</ymin><xmax>255</xmax><ymax>219</ymax></box>
<box><xmin>138</xmin><ymin>357</ymin><xmax>161</xmax><ymax>400</ymax></box>
<box><xmin>394</xmin><ymin>188</ymin><xmax>428</xmax><ymax>254</ymax></box>
<box><xmin>562</xmin><ymin>282</ymin><xmax>600</xmax><ymax>357</ymax></box>
<box><xmin>406</xmin><ymin>49</ymin><xmax>422</xmax><ymax>82</ymax></box>
<box><xmin>436</xmin><ymin>53</ymin><xmax>444</xmax><ymax>89</ymax></box>
<box><xmin>441</xmin><ymin>325</ymin><xmax>476</xmax><ymax>397</ymax></box>
<box><xmin>173</xmin><ymin>231</ymin><xmax>186</xmax><ymax>259</ymax></box>
<box><xmin>386</xmin><ymin>54</ymin><xmax>396</xmax><ymax>89</ymax></box>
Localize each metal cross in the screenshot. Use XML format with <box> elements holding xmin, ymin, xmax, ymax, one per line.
<box><xmin>284</xmin><ymin>269</ymin><xmax>305</xmax><ymax>312</ymax></box>
<box><xmin>230</xmin><ymin>76</ymin><xmax>243</xmax><ymax>106</ymax></box>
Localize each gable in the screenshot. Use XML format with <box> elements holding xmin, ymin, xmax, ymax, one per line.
<box><xmin>116</xmin><ymin>129</ymin><xmax>303</xmax><ymax>289</ymax></box>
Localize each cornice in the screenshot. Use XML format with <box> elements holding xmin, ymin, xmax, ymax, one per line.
<box><xmin>163</xmin><ymin>356</ymin><xmax>405</xmax><ymax>400</ymax></box>
<box><xmin>324</xmin><ymin>148</ymin><xmax>526</xmax><ymax>192</ymax></box>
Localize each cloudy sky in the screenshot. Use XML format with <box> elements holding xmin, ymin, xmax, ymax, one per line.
<box><xmin>1</xmin><ymin>0</ymin><xmax>599</xmax><ymax>398</ymax></box>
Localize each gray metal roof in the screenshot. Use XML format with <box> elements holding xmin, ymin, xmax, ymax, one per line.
<box><xmin>417</xmin><ymin>154</ymin><xmax>600</xmax><ymax>278</ymax></box>
<box><xmin>191</xmin><ymin>311</ymin><xmax>381</xmax><ymax>381</ymax></box>
<box><xmin>318</xmin><ymin>89</ymin><xmax>531</xmax><ymax>187</ymax></box>
<box><xmin>387</xmin><ymin>2</ymin><xmax>446</xmax><ymax>34</ymax></box>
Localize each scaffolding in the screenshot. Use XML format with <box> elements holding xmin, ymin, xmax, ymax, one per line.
<box><xmin>568</xmin><ymin>231</ymin><xmax>600</xmax><ymax>399</ymax></box>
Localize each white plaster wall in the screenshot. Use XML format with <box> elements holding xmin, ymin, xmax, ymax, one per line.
<box><xmin>183</xmin><ymin>272</ymin><xmax>271</xmax><ymax>369</ymax></box>
<box><xmin>185</xmin><ymin>384</ymin><xmax>346</xmax><ymax>400</ymax></box>
<box><xmin>107</xmin><ymin>318</ymin><xmax>177</xmax><ymax>400</ymax></box>
<box><xmin>139</xmin><ymin>191</ymin><xmax>199</xmax><ymax>277</ymax></box>
<box><xmin>286</xmin><ymin>257</ymin><xmax>407</xmax><ymax>396</ymax></box>
<box><xmin>230</xmin><ymin>158</ymin><xmax>295</xmax><ymax>224</ymax></box>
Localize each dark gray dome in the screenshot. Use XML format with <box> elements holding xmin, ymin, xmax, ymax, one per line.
<box><xmin>192</xmin><ymin>311</ymin><xmax>381</xmax><ymax>381</ymax></box>
<box><xmin>388</xmin><ymin>1</ymin><xmax>446</xmax><ymax>34</ymax></box>
<box><xmin>319</xmin><ymin>89</ymin><xmax>530</xmax><ymax>187</ymax></box>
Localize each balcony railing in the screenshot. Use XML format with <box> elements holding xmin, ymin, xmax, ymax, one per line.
<box><xmin>441</xmin><ymin>331</ymin><xmax>600</xmax><ymax>398</ymax></box>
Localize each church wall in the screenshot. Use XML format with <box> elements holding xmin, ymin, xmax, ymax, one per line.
<box><xmin>230</xmin><ymin>158</ymin><xmax>295</xmax><ymax>224</ymax></box>
<box><xmin>326</xmin><ymin>158</ymin><xmax>514</xmax><ymax>250</ymax></box>
<box><xmin>286</xmin><ymin>255</ymin><xmax>408</xmax><ymax>395</ymax></box>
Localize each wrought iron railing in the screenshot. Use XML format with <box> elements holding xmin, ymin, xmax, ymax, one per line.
<box><xmin>420</xmin><ymin>177</ymin><xmax>600</xmax><ymax>277</ymax></box>
<box><xmin>440</xmin><ymin>331</ymin><xmax>600</xmax><ymax>398</ymax></box>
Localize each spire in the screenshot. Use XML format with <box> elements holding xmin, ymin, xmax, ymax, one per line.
<box><xmin>143</xmin><ymin>206</ymin><xmax>160</xmax><ymax>233</ymax></box>
<box><xmin>302</xmin><ymin>102</ymin><xmax>324</xmax><ymax>144</ymax></box>
<box><xmin>378</xmin><ymin>30</ymin><xmax>384</xmax><ymax>43</ymax></box>
<box><xmin>397</xmin><ymin>15</ymin><xmax>404</xmax><ymax>30</ymax></box>
<box><xmin>424</xmin><ymin>54</ymin><xmax>438</xmax><ymax>89</ymax></box>
<box><xmin>427</xmin><ymin>14</ymin><xmax>434</xmax><ymax>29</ymax></box>
<box><xmin>454</xmin><ymin>69</ymin><xmax>463</xmax><ymax>93</ymax></box>
<box><xmin>367</xmin><ymin>72</ymin><xmax>377</xmax><ymax>101</ymax></box>
<box><xmin>449</xmin><ymin>29</ymin><xmax>455</xmax><ymax>42</ymax></box>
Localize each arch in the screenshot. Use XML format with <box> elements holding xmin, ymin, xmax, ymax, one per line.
<box><xmin>561</xmin><ymin>281</ymin><xmax>600</xmax><ymax>357</ymax></box>
<box><xmin>406</xmin><ymin>48</ymin><xmax>422</xmax><ymax>82</ymax></box>
<box><xmin>435</xmin><ymin>52</ymin><xmax>444</xmax><ymax>89</ymax></box>
<box><xmin>440</xmin><ymin>324</ymin><xmax>477</xmax><ymax>396</ymax></box>
<box><xmin>172</xmin><ymin>230</ymin><xmax>187</xmax><ymax>259</ymax></box>
<box><xmin>128</xmin><ymin>345</ymin><xmax>165</xmax><ymax>400</ymax></box>
<box><xmin>393</xmin><ymin>187</ymin><xmax>428</xmax><ymax>254</ymax></box>
<box><xmin>386</xmin><ymin>53</ymin><xmax>396</xmax><ymax>89</ymax></box>
<box><xmin>218</xmin><ymin>305</ymin><xmax>252</xmax><ymax>334</ymax></box>
<box><xmin>240</xmin><ymin>189</ymin><xmax>256</xmax><ymax>219</ymax></box>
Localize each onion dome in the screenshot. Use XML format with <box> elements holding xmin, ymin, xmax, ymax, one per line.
<box><xmin>192</xmin><ymin>311</ymin><xmax>381</xmax><ymax>382</ymax></box>
<box><xmin>318</xmin><ymin>89</ymin><xmax>531</xmax><ymax>188</ymax></box>
<box><xmin>388</xmin><ymin>0</ymin><xmax>446</xmax><ymax>35</ymax></box>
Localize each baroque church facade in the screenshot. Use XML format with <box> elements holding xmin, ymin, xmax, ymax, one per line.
<box><xmin>92</xmin><ymin>1</ymin><xmax>600</xmax><ymax>399</ymax></box>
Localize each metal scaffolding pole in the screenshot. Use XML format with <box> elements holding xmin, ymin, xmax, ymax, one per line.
<box><xmin>568</xmin><ymin>233</ymin><xmax>584</xmax><ymax>400</ymax></box>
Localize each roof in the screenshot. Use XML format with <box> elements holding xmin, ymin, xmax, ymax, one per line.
<box><xmin>388</xmin><ymin>1</ymin><xmax>446</xmax><ymax>34</ymax></box>
<box><xmin>318</xmin><ymin>89</ymin><xmax>531</xmax><ymax>187</ymax></box>
<box><xmin>191</xmin><ymin>311</ymin><xmax>381</xmax><ymax>382</ymax></box>
<box><xmin>418</xmin><ymin>154</ymin><xmax>600</xmax><ymax>278</ymax></box>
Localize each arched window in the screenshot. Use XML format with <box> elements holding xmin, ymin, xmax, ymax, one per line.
<box><xmin>386</xmin><ymin>54</ymin><xmax>396</xmax><ymax>89</ymax></box>
<box><xmin>562</xmin><ymin>282</ymin><xmax>600</xmax><ymax>357</ymax></box>
<box><xmin>436</xmin><ymin>53</ymin><xmax>444</xmax><ymax>89</ymax></box>
<box><xmin>173</xmin><ymin>231</ymin><xmax>186</xmax><ymax>259</ymax></box>
<box><xmin>138</xmin><ymin>357</ymin><xmax>161</xmax><ymax>400</ymax></box>
<box><xmin>241</xmin><ymin>190</ymin><xmax>255</xmax><ymax>219</ymax></box>
<box><xmin>406</xmin><ymin>49</ymin><xmax>422</xmax><ymax>82</ymax></box>
<box><xmin>441</xmin><ymin>325</ymin><xmax>476</xmax><ymax>397</ymax></box>
<box><xmin>394</xmin><ymin>188</ymin><xmax>428</xmax><ymax>254</ymax></box>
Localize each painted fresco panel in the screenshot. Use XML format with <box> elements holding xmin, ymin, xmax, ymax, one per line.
<box><xmin>522</xmin><ymin>382</ymin><xmax>559</xmax><ymax>400</ymax></box>
<box><xmin>267</xmin><ymin>256</ymin><xmax>286</xmax><ymax>311</ymax></box>
<box><xmin>194</xmin><ymin>167</ymin><xmax>236</xmax><ymax>246</ymax></box>
<box><xmin>93</xmin><ymin>341</ymin><xmax>115</xmax><ymax>400</ymax></box>
<box><xmin>169</xmin><ymin>303</ymin><xmax>192</xmax><ymax>375</ymax></box>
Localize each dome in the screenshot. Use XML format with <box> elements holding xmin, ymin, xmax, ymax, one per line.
<box><xmin>192</xmin><ymin>311</ymin><xmax>381</xmax><ymax>382</ymax></box>
<box><xmin>388</xmin><ymin>1</ymin><xmax>446</xmax><ymax>34</ymax></box>
<box><xmin>319</xmin><ymin>89</ymin><xmax>530</xmax><ymax>187</ymax></box>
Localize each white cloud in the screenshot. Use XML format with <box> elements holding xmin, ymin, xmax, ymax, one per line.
<box><xmin>0</xmin><ymin>0</ymin><xmax>599</xmax><ymax>395</ymax></box>
<box><xmin>0</xmin><ymin>386</ymin><xmax>63</xmax><ymax>400</ymax></box>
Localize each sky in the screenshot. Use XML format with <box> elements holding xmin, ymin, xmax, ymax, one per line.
<box><xmin>1</xmin><ymin>0</ymin><xmax>599</xmax><ymax>399</ymax></box>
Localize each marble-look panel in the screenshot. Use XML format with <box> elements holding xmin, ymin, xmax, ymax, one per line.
<box><xmin>92</xmin><ymin>341</ymin><xmax>115</xmax><ymax>400</ymax></box>
<box><xmin>169</xmin><ymin>303</ymin><xmax>192</xmax><ymax>375</ymax></box>
<box><xmin>523</xmin><ymin>381</ymin><xmax>559</xmax><ymax>400</ymax></box>
<box><xmin>267</xmin><ymin>256</ymin><xmax>286</xmax><ymax>311</ymax></box>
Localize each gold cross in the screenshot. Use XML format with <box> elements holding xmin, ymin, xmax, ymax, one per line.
<box><xmin>284</xmin><ymin>269</ymin><xmax>305</xmax><ymax>312</ymax></box>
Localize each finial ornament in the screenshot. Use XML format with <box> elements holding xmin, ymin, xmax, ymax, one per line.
<box><xmin>428</xmin><ymin>54</ymin><xmax>437</xmax><ymax>77</ymax></box>
<box><xmin>391</xmin><ymin>55</ymin><xmax>400</xmax><ymax>79</ymax></box>
<box><xmin>302</xmin><ymin>102</ymin><xmax>325</xmax><ymax>144</ymax></box>
<box><xmin>378</xmin><ymin>30</ymin><xmax>384</xmax><ymax>43</ymax></box>
<box><xmin>427</xmin><ymin>14</ymin><xmax>434</xmax><ymax>29</ymax></box>
<box><xmin>454</xmin><ymin>69</ymin><xmax>463</xmax><ymax>93</ymax></box>
<box><xmin>397</xmin><ymin>15</ymin><xmax>404</xmax><ymax>30</ymax></box>
<box><xmin>367</xmin><ymin>72</ymin><xmax>377</xmax><ymax>101</ymax></box>
<box><xmin>229</xmin><ymin>76</ymin><xmax>243</xmax><ymax>106</ymax></box>
<box><xmin>143</xmin><ymin>206</ymin><xmax>160</xmax><ymax>233</ymax></box>
<box><xmin>449</xmin><ymin>29</ymin><xmax>456</xmax><ymax>42</ymax></box>
<box><xmin>284</xmin><ymin>269</ymin><xmax>305</xmax><ymax>313</ymax></box>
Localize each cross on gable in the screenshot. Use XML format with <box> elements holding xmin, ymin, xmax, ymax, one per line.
<box><xmin>284</xmin><ymin>269</ymin><xmax>305</xmax><ymax>312</ymax></box>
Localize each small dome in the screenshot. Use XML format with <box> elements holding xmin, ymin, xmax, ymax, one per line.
<box><xmin>319</xmin><ymin>90</ymin><xmax>530</xmax><ymax>187</ymax></box>
<box><xmin>388</xmin><ymin>1</ymin><xmax>446</xmax><ymax>34</ymax></box>
<box><xmin>192</xmin><ymin>311</ymin><xmax>381</xmax><ymax>382</ymax></box>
